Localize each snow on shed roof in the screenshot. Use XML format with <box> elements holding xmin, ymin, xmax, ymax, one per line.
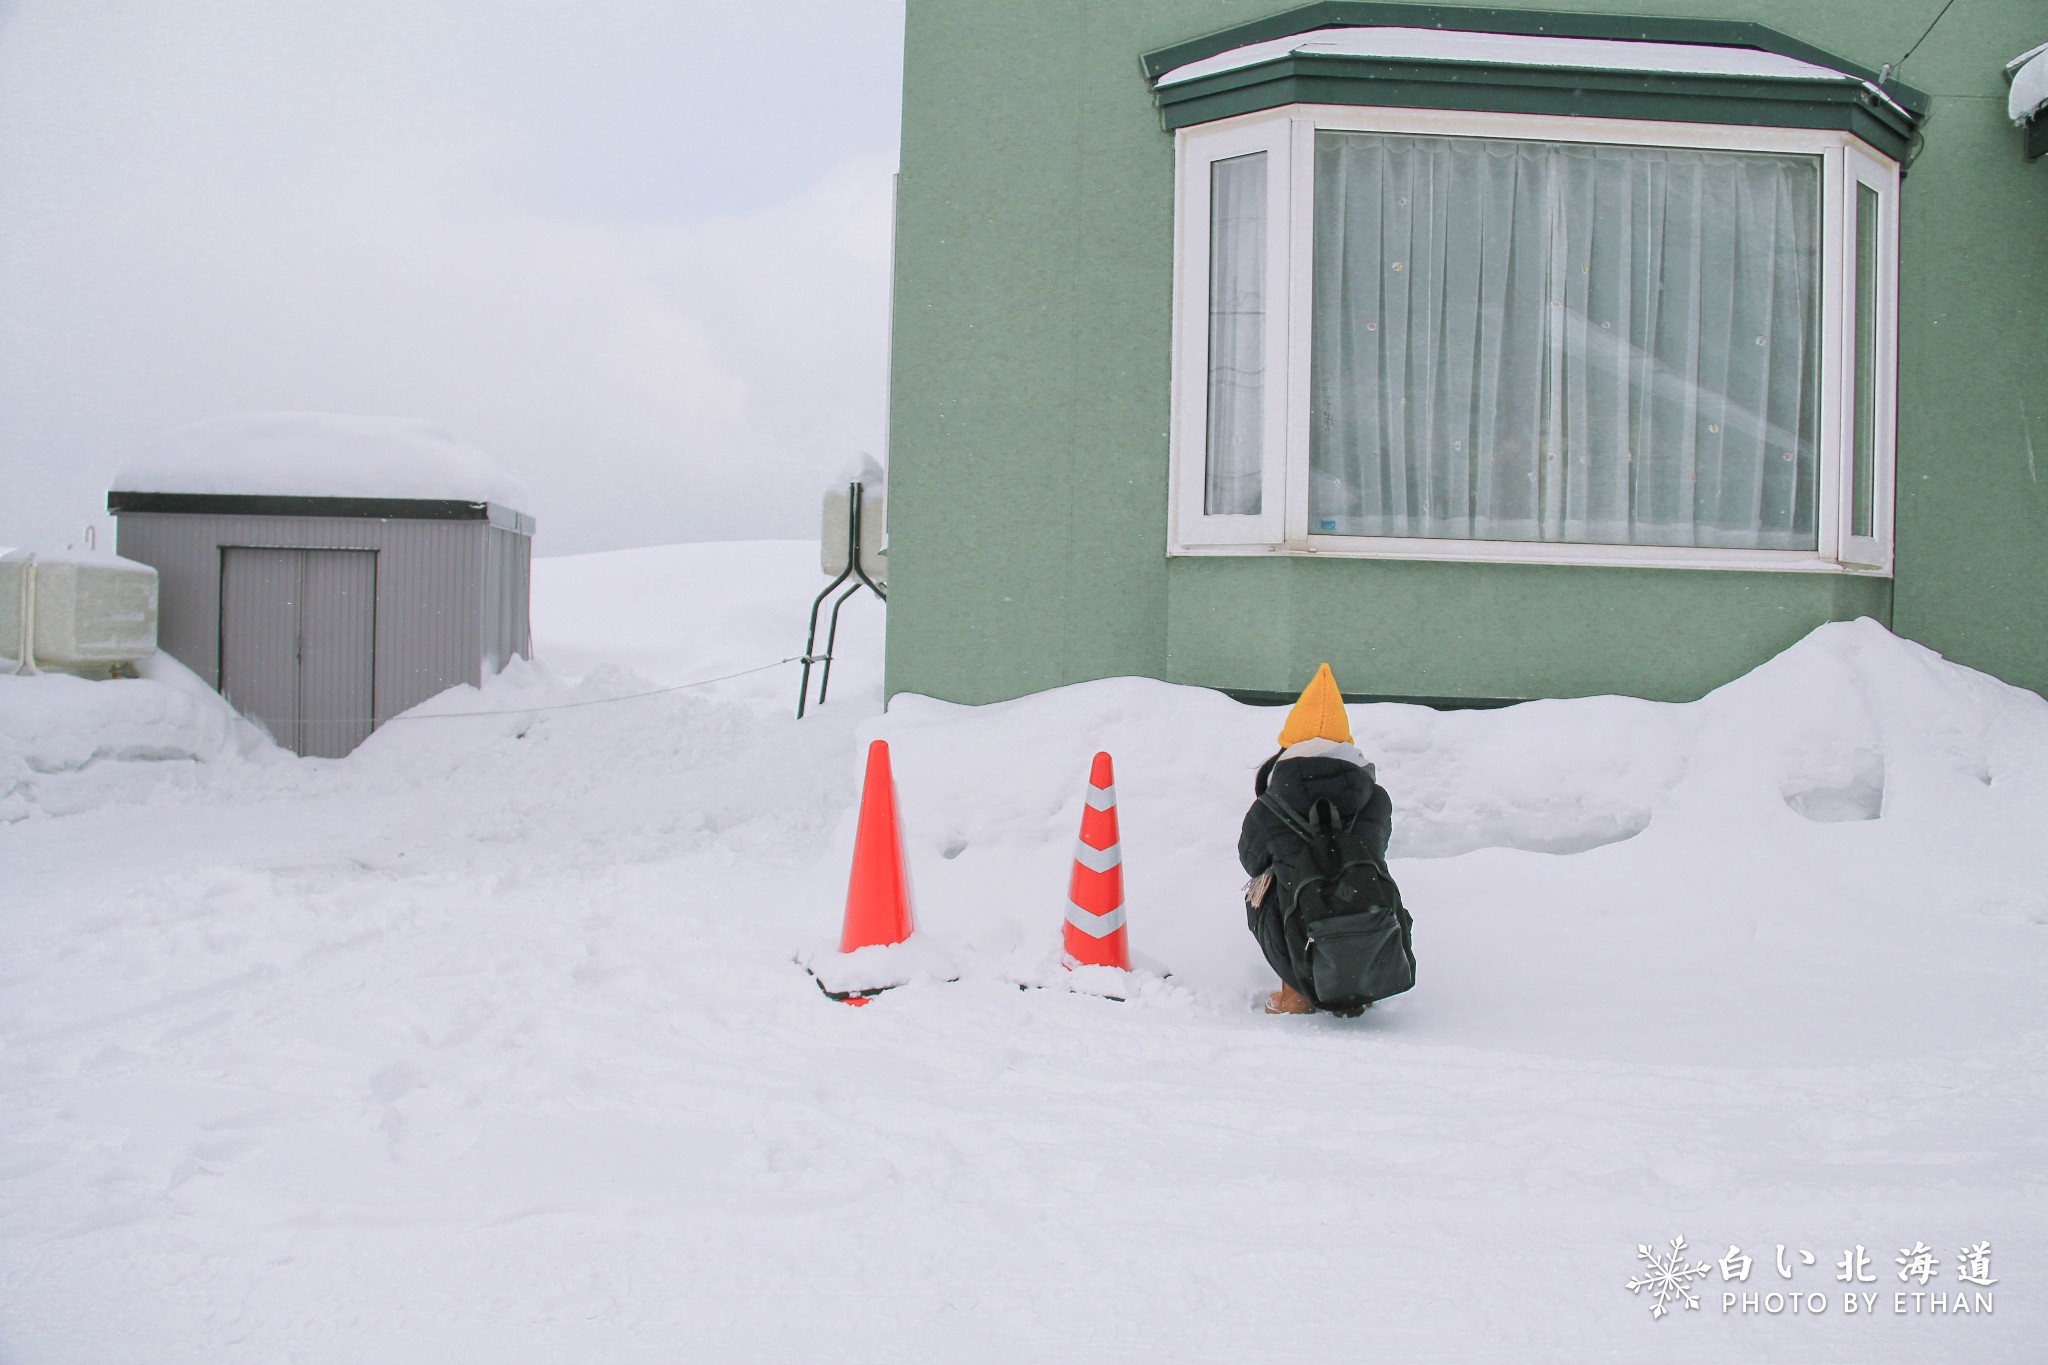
<box><xmin>1156</xmin><ymin>26</ymin><xmax>1886</xmax><ymax>98</ymax></box>
<box><xmin>111</xmin><ymin>413</ymin><xmax>530</xmax><ymax>510</ymax></box>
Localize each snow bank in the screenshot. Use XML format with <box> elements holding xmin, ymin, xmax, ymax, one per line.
<box><xmin>0</xmin><ymin>652</ymin><xmax>274</xmax><ymax>821</ymax></box>
<box><xmin>3</xmin><ymin>541</ymin><xmax>2044</xmax><ymax>1363</ymax></box>
<box><xmin>861</xmin><ymin>619</ymin><xmax>2048</xmax><ymax>1022</ymax></box>
<box><xmin>111</xmin><ymin>412</ymin><xmax>531</xmax><ymax>508</ymax></box>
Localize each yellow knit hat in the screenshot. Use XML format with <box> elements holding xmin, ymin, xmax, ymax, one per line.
<box><xmin>1277</xmin><ymin>662</ymin><xmax>1352</xmax><ymax>747</ymax></box>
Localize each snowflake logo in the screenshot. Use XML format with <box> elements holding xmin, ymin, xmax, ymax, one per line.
<box><xmin>1627</xmin><ymin>1235</ymin><xmax>1713</xmax><ymax>1319</ymax></box>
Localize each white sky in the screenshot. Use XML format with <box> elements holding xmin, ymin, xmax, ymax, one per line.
<box><xmin>0</xmin><ymin>0</ymin><xmax>905</xmax><ymax>555</ymax></box>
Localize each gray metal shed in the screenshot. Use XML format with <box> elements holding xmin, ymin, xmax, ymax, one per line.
<box><xmin>107</xmin><ymin>491</ymin><xmax>534</xmax><ymax>757</ymax></box>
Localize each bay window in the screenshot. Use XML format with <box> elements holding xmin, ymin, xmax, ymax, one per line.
<box><xmin>1171</xmin><ymin>103</ymin><xmax>1900</xmax><ymax>571</ymax></box>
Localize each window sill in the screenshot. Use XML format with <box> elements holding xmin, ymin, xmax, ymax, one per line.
<box><xmin>1166</xmin><ymin>535</ymin><xmax>1892</xmax><ymax>576</ymax></box>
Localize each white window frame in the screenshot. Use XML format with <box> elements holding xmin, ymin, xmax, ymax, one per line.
<box><xmin>1169</xmin><ymin>103</ymin><xmax>1901</xmax><ymax>575</ymax></box>
<box><xmin>1170</xmin><ymin>115</ymin><xmax>1292</xmax><ymax>546</ymax></box>
<box><xmin>1837</xmin><ymin>141</ymin><xmax>1899</xmax><ymax>571</ymax></box>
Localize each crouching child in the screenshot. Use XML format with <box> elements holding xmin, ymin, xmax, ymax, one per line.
<box><xmin>1240</xmin><ymin>663</ymin><xmax>1415</xmax><ymax>1016</ymax></box>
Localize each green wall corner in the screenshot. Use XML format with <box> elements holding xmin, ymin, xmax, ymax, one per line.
<box><xmin>885</xmin><ymin>0</ymin><xmax>2047</xmax><ymax>706</ymax></box>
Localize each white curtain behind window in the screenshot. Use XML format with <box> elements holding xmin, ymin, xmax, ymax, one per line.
<box><xmin>1309</xmin><ymin>133</ymin><xmax>1821</xmax><ymax>549</ymax></box>
<box><xmin>1205</xmin><ymin>152</ymin><xmax>1267</xmax><ymax>516</ymax></box>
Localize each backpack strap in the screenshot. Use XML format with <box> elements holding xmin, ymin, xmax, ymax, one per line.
<box><xmin>1256</xmin><ymin>788</ymin><xmax>1319</xmax><ymax>843</ymax></box>
<box><xmin>1258</xmin><ymin>788</ymin><xmax>1389</xmax><ymax>882</ymax></box>
<box><xmin>1307</xmin><ymin>797</ymin><xmax>1340</xmax><ymax>835</ymax></box>
<box><xmin>1258</xmin><ymin>789</ymin><xmax>1347</xmax><ymax>879</ymax></box>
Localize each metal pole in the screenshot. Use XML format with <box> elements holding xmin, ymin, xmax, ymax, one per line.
<box><xmin>796</xmin><ymin>480</ymin><xmax>886</xmax><ymax>717</ymax></box>
<box><xmin>796</xmin><ymin>482</ymin><xmax>860</xmax><ymax>717</ymax></box>
<box><xmin>817</xmin><ymin>579</ymin><xmax>863</xmax><ymax>706</ymax></box>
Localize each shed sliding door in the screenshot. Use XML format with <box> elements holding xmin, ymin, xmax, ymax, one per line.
<box><xmin>219</xmin><ymin>547</ymin><xmax>377</xmax><ymax>758</ymax></box>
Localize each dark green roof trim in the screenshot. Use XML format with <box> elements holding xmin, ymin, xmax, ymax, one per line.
<box><xmin>1155</xmin><ymin>52</ymin><xmax>1917</xmax><ymax>162</ymax></box>
<box><xmin>1141</xmin><ymin>3</ymin><xmax>1928</xmax><ymax>118</ymax></box>
<box><xmin>108</xmin><ymin>490</ymin><xmax>536</xmax><ymax>534</ymax></box>
<box><xmin>1222</xmin><ymin>686</ymin><xmax>1524</xmax><ymax>710</ymax></box>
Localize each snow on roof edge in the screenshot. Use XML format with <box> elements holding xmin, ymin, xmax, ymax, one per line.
<box><xmin>110</xmin><ymin>412</ymin><xmax>532</xmax><ymax>512</ymax></box>
<box><xmin>1156</xmin><ymin>27</ymin><xmax>1865</xmax><ymax>86</ymax></box>
<box><xmin>1156</xmin><ymin>26</ymin><xmax>1915</xmax><ymax>133</ymax></box>
<box><xmin>2</xmin><ymin>546</ymin><xmax>146</xmax><ymax>565</ymax></box>
<box><xmin>2009</xmin><ymin>46</ymin><xmax>2048</xmax><ymax>125</ymax></box>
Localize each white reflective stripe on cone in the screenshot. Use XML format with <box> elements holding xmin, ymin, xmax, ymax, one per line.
<box><xmin>1083</xmin><ymin>783</ymin><xmax>1117</xmax><ymax>811</ymax></box>
<box><xmin>1071</xmin><ymin>840</ymin><xmax>1122</xmax><ymax>873</ymax></box>
<box><xmin>1065</xmin><ymin>900</ymin><xmax>1127</xmax><ymax>938</ymax></box>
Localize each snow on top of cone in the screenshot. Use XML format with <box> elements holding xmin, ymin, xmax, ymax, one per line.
<box><xmin>799</xmin><ymin>935</ymin><xmax>959</xmax><ymax>997</ymax></box>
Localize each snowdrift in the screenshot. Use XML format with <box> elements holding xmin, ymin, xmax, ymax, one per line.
<box><xmin>846</xmin><ymin>619</ymin><xmax>2048</xmax><ymax>1043</ymax></box>
<box><xmin>0</xmin><ymin>652</ymin><xmax>275</xmax><ymax>821</ymax></box>
<box><xmin>3</xmin><ymin>541</ymin><xmax>2043</xmax><ymax>1364</ymax></box>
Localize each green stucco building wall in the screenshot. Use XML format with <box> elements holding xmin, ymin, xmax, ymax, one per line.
<box><xmin>884</xmin><ymin>0</ymin><xmax>2048</xmax><ymax>705</ymax></box>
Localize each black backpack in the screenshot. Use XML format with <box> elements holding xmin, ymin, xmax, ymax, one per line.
<box><xmin>1255</xmin><ymin>788</ymin><xmax>1415</xmax><ymax>1011</ymax></box>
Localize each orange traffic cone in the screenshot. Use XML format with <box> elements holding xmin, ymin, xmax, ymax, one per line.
<box><xmin>1064</xmin><ymin>751</ymin><xmax>1130</xmax><ymax>970</ymax></box>
<box><xmin>818</xmin><ymin>739</ymin><xmax>917</xmax><ymax>1006</ymax></box>
<box><xmin>841</xmin><ymin>739</ymin><xmax>916</xmax><ymax>953</ymax></box>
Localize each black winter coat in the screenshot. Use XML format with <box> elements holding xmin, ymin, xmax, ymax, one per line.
<box><xmin>1238</xmin><ymin>751</ymin><xmax>1396</xmax><ymax>998</ymax></box>
<box><xmin>1237</xmin><ymin>753</ymin><xmax>1393</xmax><ymax>879</ymax></box>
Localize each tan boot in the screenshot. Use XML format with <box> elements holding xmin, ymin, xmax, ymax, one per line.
<box><xmin>1264</xmin><ymin>981</ymin><xmax>1316</xmax><ymax>1015</ymax></box>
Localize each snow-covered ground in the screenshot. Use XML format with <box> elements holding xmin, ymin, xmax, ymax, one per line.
<box><xmin>3</xmin><ymin>540</ymin><xmax>2044</xmax><ymax>1362</ymax></box>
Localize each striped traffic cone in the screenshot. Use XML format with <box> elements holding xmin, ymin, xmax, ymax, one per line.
<box><xmin>1064</xmin><ymin>751</ymin><xmax>1131</xmax><ymax>970</ymax></box>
